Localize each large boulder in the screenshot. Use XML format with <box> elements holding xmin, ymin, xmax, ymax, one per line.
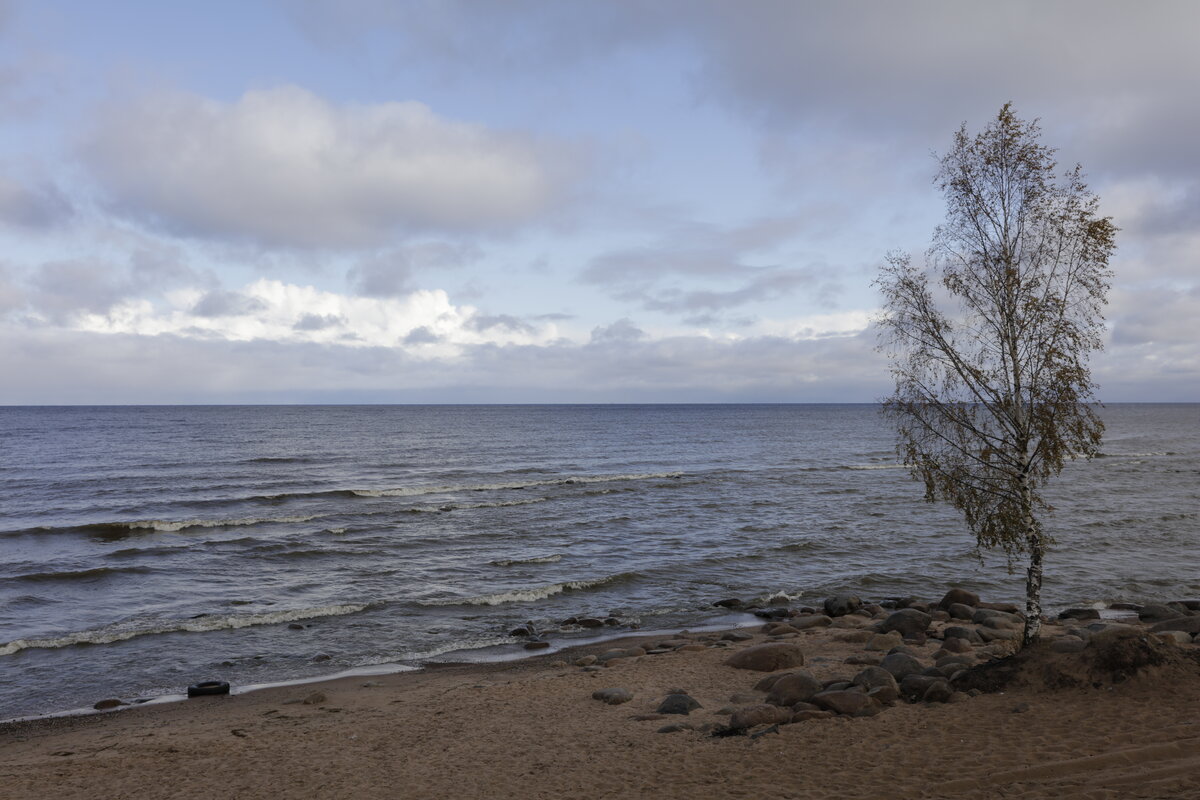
<box><xmin>880</xmin><ymin>652</ymin><xmax>925</xmax><ymax>681</ymax></box>
<box><xmin>943</xmin><ymin>625</ymin><xmax>984</xmax><ymax>644</ymax></box>
<box><xmin>592</xmin><ymin>688</ymin><xmax>633</xmax><ymax>705</ymax></box>
<box><xmin>728</xmin><ymin>704</ymin><xmax>793</xmax><ymax>730</ymax></box>
<box><xmin>1139</xmin><ymin>603</ymin><xmax>1187</xmax><ymax>623</ymax></box>
<box><xmin>789</xmin><ymin>614</ymin><xmax>833</xmax><ymax>630</ymax></box>
<box><xmin>899</xmin><ymin>674</ymin><xmax>940</xmax><ymax>701</ymax></box>
<box><xmin>937</xmin><ymin>588</ymin><xmax>980</xmax><ymax>610</ymax></box>
<box><xmin>724</xmin><ymin>642</ymin><xmax>805</xmax><ymax>672</ymax></box>
<box><xmin>811</xmin><ymin>690</ymin><xmax>880</xmax><ymax>717</ymax></box>
<box><xmin>946</xmin><ymin>603</ymin><xmax>976</xmax><ymax>621</ymax></box>
<box><xmin>823</xmin><ymin>594</ymin><xmax>863</xmax><ymax>617</ymax></box>
<box><xmin>765</xmin><ymin>671</ymin><xmax>822</xmax><ymax>706</ymax></box>
<box><xmin>880</xmin><ymin>609</ymin><xmax>932</xmax><ymax>636</ymax></box>
<box><xmin>852</xmin><ymin>666</ymin><xmax>898</xmax><ymax>692</ymax></box>
<box><xmin>1149</xmin><ymin>616</ymin><xmax>1200</xmax><ymax>635</ymax></box>
<box><xmin>657</xmin><ymin>693</ymin><xmax>702</xmax><ymax>715</ymax></box>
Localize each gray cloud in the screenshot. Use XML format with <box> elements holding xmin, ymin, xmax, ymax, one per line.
<box><xmin>466</xmin><ymin>314</ymin><xmax>535</xmax><ymax>336</ymax></box>
<box><xmin>27</xmin><ymin>260</ymin><xmax>127</xmax><ymax>319</ymax></box>
<box><xmin>191</xmin><ymin>290</ymin><xmax>268</xmax><ymax>318</ymax></box>
<box><xmin>82</xmin><ymin>86</ymin><xmax>581</xmax><ymax>248</ymax></box>
<box><xmin>347</xmin><ymin>241</ymin><xmax>481</xmax><ymax>297</ymax></box>
<box><xmin>292</xmin><ymin>312</ymin><xmax>346</xmax><ymax>331</ymax></box>
<box><xmin>0</xmin><ymin>174</ymin><xmax>73</xmax><ymax>230</ymax></box>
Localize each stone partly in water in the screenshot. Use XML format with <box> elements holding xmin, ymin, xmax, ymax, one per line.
<box><xmin>524</xmin><ymin>641</ymin><xmax>551</xmax><ymax>650</ymax></box>
<box><xmin>823</xmin><ymin>594</ymin><xmax>862</xmax><ymax>618</ymax></box>
<box><xmin>93</xmin><ymin>698</ymin><xmax>125</xmax><ymax>710</ymax></box>
<box><xmin>592</xmin><ymin>688</ymin><xmax>634</xmax><ymax>705</ymax></box>
<box><xmin>657</xmin><ymin>693</ymin><xmax>702</xmax><ymax>715</ymax></box>
<box><xmin>937</xmin><ymin>588</ymin><xmax>980</xmax><ymax>610</ymax></box>
<box><xmin>724</xmin><ymin>642</ymin><xmax>805</xmax><ymax>672</ymax></box>
<box><xmin>1058</xmin><ymin>608</ymin><xmax>1101</xmax><ymax>621</ymax></box>
<box><xmin>1138</xmin><ymin>604</ymin><xmax>1186</xmax><ymax>623</ymax></box>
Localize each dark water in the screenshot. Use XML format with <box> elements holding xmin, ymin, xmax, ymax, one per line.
<box><xmin>1</xmin><ymin>404</ymin><xmax>1196</xmax><ymax>718</ymax></box>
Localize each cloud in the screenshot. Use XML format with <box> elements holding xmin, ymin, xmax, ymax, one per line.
<box><xmin>0</xmin><ymin>173</ymin><xmax>73</xmax><ymax>230</ymax></box>
<box><xmin>347</xmin><ymin>241</ymin><xmax>481</xmax><ymax>297</ymax></box>
<box><xmin>82</xmin><ymin>86</ymin><xmax>580</xmax><ymax>248</ymax></box>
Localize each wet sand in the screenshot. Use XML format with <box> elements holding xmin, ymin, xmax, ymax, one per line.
<box><xmin>3</xmin><ymin>620</ymin><xmax>1199</xmax><ymax>800</ymax></box>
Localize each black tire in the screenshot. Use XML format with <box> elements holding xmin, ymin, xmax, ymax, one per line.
<box><xmin>187</xmin><ymin>681</ymin><xmax>231</xmax><ymax>698</ymax></box>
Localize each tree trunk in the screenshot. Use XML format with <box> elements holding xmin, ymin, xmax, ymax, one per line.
<box><xmin>1023</xmin><ymin>531</ymin><xmax>1044</xmax><ymax>645</ymax></box>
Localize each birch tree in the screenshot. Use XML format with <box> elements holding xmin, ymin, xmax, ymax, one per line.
<box><xmin>876</xmin><ymin>104</ymin><xmax>1116</xmax><ymax>645</ymax></box>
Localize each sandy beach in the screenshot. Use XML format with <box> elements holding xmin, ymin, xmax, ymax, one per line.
<box><xmin>4</xmin><ymin>599</ymin><xmax>1200</xmax><ymax>800</ymax></box>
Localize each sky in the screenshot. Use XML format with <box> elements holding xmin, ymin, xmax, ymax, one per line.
<box><xmin>0</xmin><ymin>0</ymin><xmax>1197</xmax><ymax>404</ymax></box>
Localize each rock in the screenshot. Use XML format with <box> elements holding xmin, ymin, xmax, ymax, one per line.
<box><xmin>789</xmin><ymin>614</ymin><xmax>833</xmax><ymax>630</ymax></box>
<box><xmin>677</xmin><ymin>644</ymin><xmax>707</xmax><ymax>652</ymax></box>
<box><xmin>836</xmin><ymin>630</ymin><xmax>875</xmax><ymax>644</ymax></box>
<box><xmin>312</xmin><ymin>653</ymin><xmax>332</xmax><ymax>662</ymax></box>
<box><xmin>880</xmin><ymin>652</ymin><xmax>925</xmax><ymax>681</ymax></box>
<box><xmin>302</xmin><ymin>691</ymin><xmax>326</xmax><ymax>705</ymax></box>
<box><xmin>575</xmin><ymin>655</ymin><xmax>597</xmax><ymax>667</ymax></box>
<box><xmin>812</xmin><ymin>690</ymin><xmax>880</xmax><ymax>717</ymax></box>
<box><xmin>830</xmin><ymin>616</ymin><xmax>870</xmax><ymax>629</ymax></box>
<box><xmin>765</xmin><ymin>594</ymin><xmax>792</xmax><ymax>605</ymax></box>
<box><xmin>946</xmin><ymin>603</ymin><xmax>976</xmax><ymax>621</ymax></box>
<box><xmin>930</xmin><ymin>610</ymin><xmax>951</xmax><ymax>622</ymax></box>
<box><xmin>1175</xmin><ymin>600</ymin><xmax>1200</xmax><ymax>611</ymax></box>
<box><xmin>899</xmin><ymin>674</ymin><xmax>939</xmax><ymax>701</ymax></box>
<box><xmin>592</xmin><ymin>688</ymin><xmax>634</xmax><ymax>705</ymax></box>
<box><xmin>923</xmin><ymin>680</ymin><xmax>954</xmax><ymax>703</ymax></box>
<box><xmin>852</xmin><ymin>666</ymin><xmax>898</xmax><ymax>692</ymax></box>
<box><xmin>1139</xmin><ymin>603</ymin><xmax>1186</xmax><ymax>622</ymax></box>
<box><xmin>943</xmin><ymin>626</ymin><xmax>984</xmax><ymax>644</ymax></box>
<box><xmin>791</xmin><ymin>709</ymin><xmax>836</xmax><ymax>722</ymax></box>
<box><xmin>880</xmin><ymin>609</ymin><xmax>932</xmax><ymax>636</ymax></box>
<box><xmin>577</xmin><ymin>618</ymin><xmax>605</xmax><ymax>628</ymax></box>
<box><xmin>844</xmin><ymin>654</ymin><xmax>883</xmax><ymax>666</ymax></box>
<box><xmin>823</xmin><ymin>680</ymin><xmax>853</xmax><ymax>691</ymax></box>
<box><xmin>93</xmin><ymin>698</ymin><xmax>125</xmax><ymax>710</ymax></box>
<box><xmin>729</xmin><ymin>704</ymin><xmax>792</xmax><ymax>730</ymax></box>
<box><xmin>972</xmin><ymin>607</ymin><xmax>1023</xmax><ymax>625</ymax></box>
<box><xmin>597</xmin><ymin>647</ymin><xmax>644</xmax><ymax>663</ymax></box>
<box><xmin>724</xmin><ymin>642</ymin><xmax>805</xmax><ymax>672</ymax></box>
<box><xmin>1058</xmin><ymin>608</ymin><xmax>1101</xmax><ymax>621</ymax></box>
<box><xmin>657</xmin><ymin>723</ymin><xmax>693</xmax><ymax>734</ymax></box>
<box><xmin>1156</xmin><ymin>631</ymin><xmax>1192</xmax><ymax>646</ymax></box>
<box><xmin>977</xmin><ymin>627</ymin><xmax>1020</xmax><ymax>642</ymax></box>
<box><xmin>823</xmin><ymin>594</ymin><xmax>863</xmax><ymax>617</ymax></box>
<box><xmin>721</xmin><ymin>631</ymin><xmax>754</xmax><ymax>642</ymax></box>
<box><xmin>765</xmin><ymin>671</ymin><xmax>823</xmax><ymax>706</ymax></box>
<box><xmin>524</xmin><ymin>641</ymin><xmax>551</xmax><ymax>650</ymax></box>
<box><xmin>713</xmin><ymin>598</ymin><xmax>744</xmax><ymax>609</ymax></box>
<box><xmin>867</xmin><ymin>685</ymin><xmax>900</xmax><ymax>705</ymax></box>
<box><xmin>864</xmin><ymin>632</ymin><xmax>904</xmax><ymax>651</ymax></box>
<box><xmin>977</xmin><ymin>601</ymin><xmax>1021</xmax><ymax>614</ymax></box>
<box><xmin>657</xmin><ymin>693</ymin><xmax>702</xmax><ymax>715</ymax></box>
<box><xmin>765</xmin><ymin>623</ymin><xmax>802</xmax><ymax>636</ymax></box>
<box><xmin>903</xmin><ymin>631</ymin><xmax>928</xmax><ymax>646</ymax></box>
<box><xmin>753</xmin><ymin>607</ymin><xmax>792</xmax><ymax>620</ymax></box>
<box><xmin>288</xmin><ymin>623</ymin><xmax>305</xmax><ymax>631</ymax></box>
<box><xmin>940</xmin><ymin>636</ymin><xmax>973</xmax><ymax>654</ymax></box>
<box><xmin>729</xmin><ymin>692</ymin><xmax>761</xmax><ymax>704</ymax></box>
<box><xmin>1149</xmin><ymin>616</ymin><xmax>1200</xmax><ymax>635</ymax></box>
<box><xmin>753</xmin><ymin>673</ymin><xmax>789</xmax><ymax>692</ymax></box>
<box><xmin>938</xmin><ymin>588</ymin><xmax>980</xmax><ymax>609</ymax></box>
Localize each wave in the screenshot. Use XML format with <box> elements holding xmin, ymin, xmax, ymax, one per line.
<box><xmin>425</xmin><ymin>572</ymin><xmax>640</xmax><ymax>607</ymax></box>
<box><xmin>351</xmin><ymin>472</ymin><xmax>684</xmax><ymax>498</ymax></box>
<box><xmin>0</xmin><ymin>603</ymin><xmax>370</xmax><ymax>657</ymax></box>
<box><xmin>489</xmin><ymin>554</ymin><xmax>563</xmax><ymax>567</ymax></box>
<box><xmin>843</xmin><ymin>464</ymin><xmax>906</xmax><ymax>471</ymax></box>
<box><xmin>241</xmin><ymin>456</ymin><xmax>315</xmax><ymax>464</ymax></box>
<box><xmin>10</xmin><ymin>565</ymin><xmax>153</xmax><ymax>583</ymax></box>
<box><xmin>7</xmin><ymin>514</ymin><xmax>322</xmax><ymax>538</ymax></box>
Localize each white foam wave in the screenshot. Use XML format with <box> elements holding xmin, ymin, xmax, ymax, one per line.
<box><xmin>490</xmin><ymin>554</ymin><xmax>563</xmax><ymax>567</ymax></box>
<box><xmin>351</xmin><ymin>472</ymin><xmax>683</xmax><ymax>498</ymax></box>
<box><xmin>429</xmin><ymin>573</ymin><xmax>635</xmax><ymax>607</ymax></box>
<box><xmin>0</xmin><ymin>603</ymin><xmax>369</xmax><ymax>656</ymax></box>
<box><xmin>110</xmin><ymin>514</ymin><xmax>320</xmax><ymax>533</ymax></box>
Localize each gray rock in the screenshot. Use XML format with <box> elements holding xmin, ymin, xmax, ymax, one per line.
<box><xmin>1057</xmin><ymin>608</ymin><xmax>1101</xmax><ymax>621</ymax></box>
<box><xmin>789</xmin><ymin>614</ymin><xmax>834</xmax><ymax>630</ymax></box>
<box><xmin>729</xmin><ymin>692</ymin><xmax>761</xmax><ymax>704</ymax></box>
<box><xmin>720</xmin><ymin>631</ymin><xmax>754</xmax><ymax>642</ymax></box>
<box><xmin>765</xmin><ymin>671</ymin><xmax>822</xmax><ymax>706</ymax></box>
<box><xmin>946</xmin><ymin>603</ymin><xmax>976</xmax><ymax>621</ymax></box>
<box><xmin>577</xmin><ymin>618</ymin><xmax>605</xmax><ymax>628</ymax></box>
<box><xmin>852</xmin><ymin>666</ymin><xmax>898</xmax><ymax>692</ymax></box>
<box><xmin>943</xmin><ymin>626</ymin><xmax>984</xmax><ymax>644</ymax></box>
<box><xmin>724</xmin><ymin>642</ymin><xmax>805</xmax><ymax>672</ymax></box>
<box><xmin>728</xmin><ymin>704</ymin><xmax>793</xmax><ymax>730</ymax></box>
<box><xmin>592</xmin><ymin>688</ymin><xmax>634</xmax><ymax>705</ymax></box>
<box><xmin>937</xmin><ymin>588</ymin><xmax>980</xmax><ymax>609</ymax></box>
<box><xmin>657</xmin><ymin>693</ymin><xmax>701</xmax><ymax>715</ymax></box>
<box><xmin>939</xmin><ymin>636</ymin><xmax>973</xmax><ymax>654</ymax></box>
<box><xmin>93</xmin><ymin>698</ymin><xmax>125</xmax><ymax>710</ymax></box>
<box><xmin>523</xmin><ymin>640</ymin><xmax>550</xmax><ymax>650</ymax></box>
<box><xmin>791</xmin><ymin>709</ymin><xmax>836</xmax><ymax>722</ymax></box>
<box><xmin>923</xmin><ymin>680</ymin><xmax>954</xmax><ymax>703</ymax></box>
<box><xmin>972</xmin><ymin>608</ymin><xmax>1024</xmax><ymax>627</ymax></box>
<box><xmin>880</xmin><ymin>609</ymin><xmax>932</xmax><ymax>636</ymax></box>
<box><xmin>657</xmin><ymin>723</ymin><xmax>694</xmax><ymax>734</ymax></box>
<box><xmin>899</xmin><ymin>674</ymin><xmax>939</xmax><ymax>701</ymax></box>
<box><xmin>1149</xmin><ymin>616</ymin><xmax>1200</xmax><ymax>635</ymax></box>
<box><xmin>867</xmin><ymin>685</ymin><xmax>900</xmax><ymax>705</ymax></box>
<box><xmin>1157</xmin><ymin>630</ymin><xmax>1193</xmax><ymax>645</ymax></box>
<box><xmin>823</xmin><ymin>594</ymin><xmax>863</xmax><ymax>618</ymax></box>
<box><xmin>880</xmin><ymin>652</ymin><xmax>925</xmax><ymax>681</ymax></box>
<box><xmin>574</xmin><ymin>655</ymin><xmax>597</xmax><ymax>667</ymax></box>
<box><xmin>977</xmin><ymin>627</ymin><xmax>1020</xmax><ymax>642</ymax></box>
<box><xmin>713</xmin><ymin>598</ymin><xmax>744</xmax><ymax>609</ymax></box>
<box><xmin>1139</xmin><ymin>603</ymin><xmax>1186</xmax><ymax>622</ymax></box>
<box><xmin>811</xmin><ymin>690</ymin><xmax>880</xmax><ymax>717</ymax></box>
<box><xmin>844</xmin><ymin>654</ymin><xmax>883</xmax><ymax>666</ymax></box>
<box><xmin>753</xmin><ymin>673</ymin><xmax>789</xmax><ymax>692</ymax></box>
<box><xmin>864</xmin><ymin>631</ymin><xmax>904</xmax><ymax>651</ymax></box>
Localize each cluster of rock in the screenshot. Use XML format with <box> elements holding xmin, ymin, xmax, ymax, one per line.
<box><xmin>510</xmin><ymin>614</ymin><xmax>636</xmax><ymax>649</ymax></box>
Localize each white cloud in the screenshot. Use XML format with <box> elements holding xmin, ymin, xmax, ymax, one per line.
<box><xmin>82</xmin><ymin>86</ymin><xmax>579</xmax><ymax>247</ymax></box>
<box><xmin>63</xmin><ymin>278</ymin><xmax>560</xmax><ymax>357</ymax></box>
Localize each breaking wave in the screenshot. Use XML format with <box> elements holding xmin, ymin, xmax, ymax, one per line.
<box><xmin>0</xmin><ymin>603</ymin><xmax>371</xmax><ymax>657</ymax></box>
<box><xmin>425</xmin><ymin>572</ymin><xmax>640</xmax><ymax>607</ymax></box>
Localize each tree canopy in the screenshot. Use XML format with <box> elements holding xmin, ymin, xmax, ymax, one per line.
<box><xmin>876</xmin><ymin>104</ymin><xmax>1116</xmax><ymax>644</ymax></box>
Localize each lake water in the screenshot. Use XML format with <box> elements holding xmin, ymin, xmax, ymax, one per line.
<box><xmin>1</xmin><ymin>404</ymin><xmax>1196</xmax><ymax>718</ymax></box>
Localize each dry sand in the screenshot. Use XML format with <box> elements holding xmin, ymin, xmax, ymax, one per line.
<box><xmin>3</xmin><ymin>621</ymin><xmax>1200</xmax><ymax>800</ymax></box>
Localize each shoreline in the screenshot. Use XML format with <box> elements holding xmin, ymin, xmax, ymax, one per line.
<box><xmin>5</xmin><ymin>593</ymin><xmax>1200</xmax><ymax>799</ymax></box>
